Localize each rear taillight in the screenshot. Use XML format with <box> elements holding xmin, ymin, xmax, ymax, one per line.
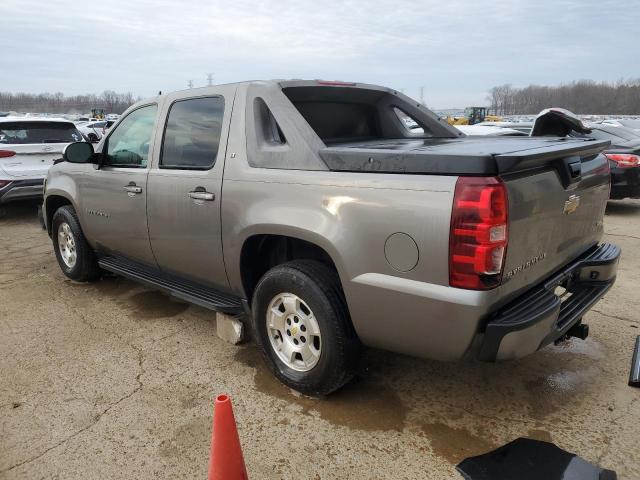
<box><xmin>605</xmin><ymin>153</ymin><xmax>640</xmax><ymax>168</ymax></box>
<box><xmin>0</xmin><ymin>150</ymin><xmax>16</xmax><ymax>158</ymax></box>
<box><xmin>449</xmin><ymin>177</ymin><xmax>508</xmax><ymax>290</ymax></box>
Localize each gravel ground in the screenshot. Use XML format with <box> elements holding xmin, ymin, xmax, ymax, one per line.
<box><xmin>1</xmin><ymin>200</ymin><xmax>639</xmax><ymax>479</ymax></box>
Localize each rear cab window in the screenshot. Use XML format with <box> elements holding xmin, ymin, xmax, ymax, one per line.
<box><xmin>0</xmin><ymin>122</ymin><xmax>84</xmax><ymax>144</ymax></box>
<box><xmin>281</xmin><ymin>85</ymin><xmax>448</xmax><ymax>145</ymax></box>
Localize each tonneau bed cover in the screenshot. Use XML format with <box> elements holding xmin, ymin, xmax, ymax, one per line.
<box><xmin>319</xmin><ymin>137</ymin><xmax>610</xmax><ymax>175</ymax></box>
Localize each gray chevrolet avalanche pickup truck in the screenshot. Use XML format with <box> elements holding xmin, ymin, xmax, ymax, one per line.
<box><xmin>43</xmin><ymin>80</ymin><xmax>620</xmax><ymax>395</ymax></box>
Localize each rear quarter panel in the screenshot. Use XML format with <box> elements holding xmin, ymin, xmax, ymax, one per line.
<box><xmin>220</xmin><ymin>152</ymin><xmax>484</xmax><ymax>358</ymax></box>
<box><xmin>221</xmin><ymin>85</ymin><xmax>492</xmax><ymax>360</ymax></box>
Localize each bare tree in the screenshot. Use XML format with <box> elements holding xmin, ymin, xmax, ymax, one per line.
<box><xmin>0</xmin><ymin>90</ymin><xmax>142</xmax><ymax>114</ymax></box>
<box><xmin>486</xmin><ymin>79</ymin><xmax>640</xmax><ymax>115</ymax></box>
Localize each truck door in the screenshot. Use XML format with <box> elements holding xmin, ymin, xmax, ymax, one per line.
<box><xmin>79</xmin><ymin>103</ymin><xmax>160</xmax><ymax>265</ymax></box>
<box><xmin>146</xmin><ymin>87</ymin><xmax>235</xmax><ymax>289</ymax></box>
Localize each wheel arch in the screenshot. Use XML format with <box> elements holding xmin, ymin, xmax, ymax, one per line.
<box><xmin>44</xmin><ymin>192</ymin><xmax>77</xmax><ymax>236</ymax></box>
<box><xmin>238</xmin><ymin>231</ymin><xmax>346</xmax><ymax>304</ymax></box>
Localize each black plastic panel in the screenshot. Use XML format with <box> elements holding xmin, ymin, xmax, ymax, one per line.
<box><xmin>457</xmin><ymin>438</ymin><xmax>617</xmax><ymax>480</ymax></box>
<box><xmin>98</xmin><ymin>255</ymin><xmax>243</xmax><ymax>314</ymax></box>
<box><xmin>479</xmin><ymin>243</ymin><xmax>620</xmax><ymax>361</ymax></box>
<box><xmin>319</xmin><ymin>137</ymin><xmax>610</xmax><ymax>176</ymax></box>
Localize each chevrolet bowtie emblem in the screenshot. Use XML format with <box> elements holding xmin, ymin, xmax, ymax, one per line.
<box><xmin>563</xmin><ymin>194</ymin><xmax>580</xmax><ymax>215</ymax></box>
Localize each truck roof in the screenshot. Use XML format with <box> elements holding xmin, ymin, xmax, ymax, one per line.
<box><xmin>153</xmin><ymin>79</ymin><xmax>418</xmax><ymax>100</ymax></box>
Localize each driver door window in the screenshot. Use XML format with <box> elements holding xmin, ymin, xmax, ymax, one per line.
<box><xmin>104</xmin><ymin>104</ymin><xmax>157</xmax><ymax>167</ymax></box>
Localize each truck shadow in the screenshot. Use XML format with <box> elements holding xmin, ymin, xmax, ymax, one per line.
<box><xmin>234</xmin><ymin>336</ymin><xmax>607</xmax><ymax>465</ymax></box>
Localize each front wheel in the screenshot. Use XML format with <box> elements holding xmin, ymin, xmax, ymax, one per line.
<box><xmin>251</xmin><ymin>260</ymin><xmax>360</xmax><ymax>396</ymax></box>
<box><xmin>51</xmin><ymin>205</ymin><xmax>101</xmax><ymax>282</ymax></box>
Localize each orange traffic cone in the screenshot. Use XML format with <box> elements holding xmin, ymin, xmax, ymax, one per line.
<box><xmin>208</xmin><ymin>394</ymin><xmax>248</xmax><ymax>480</ymax></box>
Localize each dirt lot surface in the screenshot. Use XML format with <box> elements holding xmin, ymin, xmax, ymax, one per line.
<box><xmin>1</xmin><ymin>200</ymin><xmax>639</xmax><ymax>479</ymax></box>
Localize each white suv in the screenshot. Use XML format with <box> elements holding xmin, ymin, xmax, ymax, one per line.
<box><xmin>0</xmin><ymin>117</ymin><xmax>84</xmax><ymax>204</ymax></box>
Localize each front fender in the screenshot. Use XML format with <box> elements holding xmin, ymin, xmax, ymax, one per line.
<box><xmin>43</xmin><ymin>166</ymin><xmax>82</xmax><ymax>235</ymax></box>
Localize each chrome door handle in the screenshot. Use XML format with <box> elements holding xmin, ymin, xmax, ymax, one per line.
<box><xmin>188</xmin><ymin>190</ymin><xmax>215</xmax><ymax>201</ymax></box>
<box><xmin>123</xmin><ymin>184</ymin><xmax>142</xmax><ymax>194</ymax></box>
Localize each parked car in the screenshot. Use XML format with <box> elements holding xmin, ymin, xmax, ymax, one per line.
<box><xmin>0</xmin><ymin>118</ymin><xmax>84</xmax><ymax>204</ymax></box>
<box><xmin>571</xmin><ymin>124</ymin><xmax>640</xmax><ymax>200</ymax></box>
<box><xmin>600</xmin><ymin>119</ymin><xmax>640</xmax><ymax>132</ymax></box>
<box><xmin>43</xmin><ymin>80</ymin><xmax>619</xmax><ymax>395</ymax></box>
<box><xmin>77</xmin><ymin>121</ymin><xmax>108</xmax><ymax>142</ymax></box>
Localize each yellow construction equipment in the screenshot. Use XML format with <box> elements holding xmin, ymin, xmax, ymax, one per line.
<box><xmin>90</xmin><ymin>108</ymin><xmax>105</xmax><ymax>120</ymax></box>
<box><xmin>446</xmin><ymin>107</ymin><xmax>501</xmax><ymax>126</ymax></box>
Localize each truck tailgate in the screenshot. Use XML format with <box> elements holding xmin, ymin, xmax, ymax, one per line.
<box><xmin>497</xmin><ymin>150</ymin><xmax>610</xmax><ymax>301</ymax></box>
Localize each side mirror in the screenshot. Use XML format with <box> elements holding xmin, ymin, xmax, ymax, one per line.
<box><xmin>63</xmin><ymin>142</ymin><xmax>95</xmax><ymax>163</ymax></box>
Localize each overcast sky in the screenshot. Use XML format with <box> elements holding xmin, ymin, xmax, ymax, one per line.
<box><xmin>0</xmin><ymin>0</ymin><xmax>637</xmax><ymax>108</ymax></box>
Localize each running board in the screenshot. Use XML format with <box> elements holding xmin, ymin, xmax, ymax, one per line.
<box><xmin>98</xmin><ymin>255</ymin><xmax>244</xmax><ymax>314</ymax></box>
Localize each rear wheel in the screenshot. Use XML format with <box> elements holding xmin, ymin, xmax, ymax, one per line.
<box><xmin>52</xmin><ymin>205</ymin><xmax>101</xmax><ymax>282</ymax></box>
<box><xmin>251</xmin><ymin>260</ymin><xmax>360</xmax><ymax>396</ymax></box>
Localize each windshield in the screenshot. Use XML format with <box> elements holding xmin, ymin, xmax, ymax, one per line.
<box><xmin>573</xmin><ymin>125</ymin><xmax>640</xmax><ymax>143</ymax></box>
<box><xmin>0</xmin><ymin>122</ymin><xmax>84</xmax><ymax>144</ymax></box>
<box><xmin>619</xmin><ymin>120</ymin><xmax>640</xmax><ymax>129</ymax></box>
<box><xmin>596</xmin><ymin>126</ymin><xmax>640</xmax><ymax>141</ymax></box>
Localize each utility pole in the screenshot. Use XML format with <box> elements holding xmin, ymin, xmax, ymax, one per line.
<box><xmin>188</xmin><ymin>80</ymin><xmax>194</xmax><ymax>89</ymax></box>
<box><xmin>419</xmin><ymin>86</ymin><xmax>424</xmax><ymax>105</ymax></box>
<box><xmin>206</xmin><ymin>73</ymin><xmax>214</xmax><ymax>86</ymax></box>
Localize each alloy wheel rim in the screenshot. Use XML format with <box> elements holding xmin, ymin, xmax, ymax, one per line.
<box><xmin>266</xmin><ymin>292</ymin><xmax>322</xmax><ymax>372</ymax></box>
<box><xmin>57</xmin><ymin>222</ymin><xmax>77</xmax><ymax>268</ymax></box>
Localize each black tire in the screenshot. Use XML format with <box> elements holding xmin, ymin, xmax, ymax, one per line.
<box><xmin>251</xmin><ymin>260</ymin><xmax>360</xmax><ymax>396</ymax></box>
<box><xmin>51</xmin><ymin>205</ymin><xmax>101</xmax><ymax>282</ymax></box>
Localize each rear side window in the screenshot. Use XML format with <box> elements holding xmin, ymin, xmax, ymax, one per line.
<box><xmin>160</xmin><ymin>96</ymin><xmax>224</xmax><ymax>170</ymax></box>
<box><xmin>0</xmin><ymin>122</ymin><xmax>84</xmax><ymax>144</ymax></box>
